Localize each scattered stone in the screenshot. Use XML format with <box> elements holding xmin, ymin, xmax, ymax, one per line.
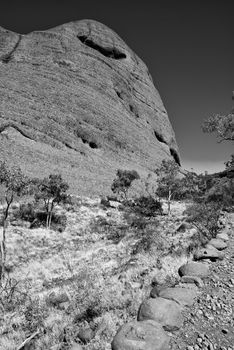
<box><xmin>176</xmin><ymin>222</ymin><xmax>191</xmax><ymax>232</ymax></box>
<box><xmin>111</xmin><ymin>319</ymin><xmax>170</xmax><ymax>350</ymax></box>
<box><xmin>77</xmin><ymin>327</ymin><xmax>94</xmax><ymax>344</ymax></box>
<box><xmin>221</xmin><ymin>328</ymin><xmax>229</xmax><ymax>334</ymax></box>
<box><xmin>150</xmin><ymin>285</ymin><xmax>166</xmax><ymax>298</ymax></box>
<box><xmin>180</xmin><ymin>275</ymin><xmax>204</xmax><ymax>288</ymax></box>
<box><xmin>157</xmin><ymin>287</ymin><xmax>198</xmax><ymax>306</ymax></box>
<box><xmin>177</xmin><ymin>282</ymin><xmax>198</xmax><ymax>290</ymax></box>
<box><xmin>178</xmin><ymin>262</ymin><xmax>210</xmax><ymax>279</ymax></box>
<box><xmin>69</xmin><ymin>344</ymin><xmax>83</xmax><ymax>350</ymax></box>
<box><xmin>194</xmin><ymin>246</ymin><xmax>224</xmax><ymax>261</ymax></box>
<box><xmin>47</xmin><ymin>292</ymin><xmax>69</xmax><ymax>307</ymax></box>
<box><xmin>138</xmin><ymin>297</ymin><xmax>183</xmax><ymax>331</ymax></box>
<box><xmin>190</xmin><ymin>228</ymin><xmax>199</xmax><ymax>236</ymax></box>
<box><xmin>208</xmin><ymin>239</ymin><xmax>227</xmax><ymax>250</ymax></box>
<box><xmin>216</xmin><ymin>232</ymin><xmax>229</xmax><ymax>242</ymax></box>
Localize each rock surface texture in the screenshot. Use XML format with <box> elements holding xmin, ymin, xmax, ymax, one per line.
<box><xmin>111</xmin><ymin>320</ymin><xmax>170</xmax><ymax>350</ymax></box>
<box><xmin>193</xmin><ymin>246</ymin><xmax>224</xmax><ymax>261</ymax></box>
<box><xmin>138</xmin><ymin>297</ymin><xmax>183</xmax><ymax>331</ymax></box>
<box><xmin>0</xmin><ymin>20</ymin><xmax>180</xmax><ymax>194</ymax></box>
<box><xmin>157</xmin><ymin>287</ymin><xmax>197</xmax><ymax>307</ymax></box>
<box><xmin>178</xmin><ymin>262</ymin><xmax>210</xmax><ymax>279</ymax></box>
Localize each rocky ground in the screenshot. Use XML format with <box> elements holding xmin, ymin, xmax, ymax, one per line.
<box><xmin>0</xmin><ymin>199</ymin><xmax>233</xmax><ymax>350</ymax></box>
<box><xmin>170</xmin><ymin>215</ymin><xmax>234</xmax><ymax>350</ymax></box>
<box><xmin>111</xmin><ymin>213</ymin><xmax>234</xmax><ymax>350</ymax></box>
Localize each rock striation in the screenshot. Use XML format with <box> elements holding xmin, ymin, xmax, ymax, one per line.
<box><xmin>0</xmin><ymin>20</ymin><xmax>180</xmax><ymax>194</ymax></box>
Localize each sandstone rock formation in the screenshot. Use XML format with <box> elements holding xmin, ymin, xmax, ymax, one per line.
<box><xmin>216</xmin><ymin>232</ymin><xmax>229</xmax><ymax>241</ymax></box>
<box><xmin>208</xmin><ymin>238</ymin><xmax>227</xmax><ymax>250</ymax></box>
<box><xmin>155</xmin><ymin>287</ymin><xmax>197</xmax><ymax>307</ymax></box>
<box><xmin>111</xmin><ymin>320</ymin><xmax>170</xmax><ymax>350</ymax></box>
<box><xmin>138</xmin><ymin>297</ymin><xmax>183</xmax><ymax>331</ymax></box>
<box><xmin>193</xmin><ymin>246</ymin><xmax>224</xmax><ymax>261</ymax></box>
<box><xmin>0</xmin><ymin>20</ymin><xmax>180</xmax><ymax>194</ymax></box>
<box><xmin>178</xmin><ymin>262</ymin><xmax>210</xmax><ymax>279</ymax></box>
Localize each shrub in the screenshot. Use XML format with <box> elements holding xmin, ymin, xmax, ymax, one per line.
<box><xmin>0</xmin><ymin>162</ymin><xmax>29</xmax><ymax>279</ymax></box>
<box><xmin>155</xmin><ymin>160</ymin><xmax>181</xmax><ymax>214</ymax></box>
<box><xmin>13</xmin><ymin>202</ymin><xmax>35</xmax><ymax>222</ymax></box>
<box><xmin>111</xmin><ymin>170</ymin><xmax>140</xmax><ymax>201</ymax></box>
<box><xmin>13</xmin><ymin>202</ymin><xmax>67</xmax><ymax>231</ymax></box>
<box><xmin>205</xmin><ymin>177</ymin><xmax>234</xmax><ymax>210</ymax></box>
<box><xmin>23</xmin><ymin>297</ymin><xmax>48</xmax><ymax>333</ymax></box>
<box><xmin>132</xmin><ymin>196</ymin><xmax>162</xmax><ymax>217</ymax></box>
<box><xmin>35</xmin><ymin>174</ymin><xmax>69</xmax><ymax>229</ymax></box>
<box><xmin>185</xmin><ymin>201</ymin><xmax>221</xmax><ymax>239</ymax></box>
<box><xmin>0</xmin><ymin>274</ymin><xmax>31</xmax><ymax>312</ymax></box>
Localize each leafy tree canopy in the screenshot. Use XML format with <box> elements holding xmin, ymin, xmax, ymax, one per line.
<box><xmin>202</xmin><ymin>112</ymin><xmax>234</xmax><ymax>143</ymax></box>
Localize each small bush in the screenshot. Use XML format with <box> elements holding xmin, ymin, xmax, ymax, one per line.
<box><xmin>13</xmin><ymin>202</ymin><xmax>35</xmax><ymax>222</ymax></box>
<box><xmin>13</xmin><ymin>203</ymin><xmax>67</xmax><ymax>231</ymax></box>
<box><xmin>23</xmin><ymin>297</ymin><xmax>48</xmax><ymax>333</ymax></box>
<box><xmin>131</xmin><ymin>196</ymin><xmax>162</xmax><ymax>217</ymax></box>
<box><xmin>205</xmin><ymin>177</ymin><xmax>234</xmax><ymax>210</ymax></box>
<box><xmin>111</xmin><ymin>169</ymin><xmax>140</xmax><ymax>201</ymax></box>
<box><xmin>185</xmin><ymin>201</ymin><xmax>221</xmax><ymax>239</ymax></box>
<box><xmin>0</xmin><ymin>275</ymin><xmax>31</xmax><ymax>312</ymax></box>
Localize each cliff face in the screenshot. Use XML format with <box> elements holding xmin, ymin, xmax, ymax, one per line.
<box><xmin>0</xmin><ymin>20</ymin><xmax>180</xmax><ymax>194</ymax></box>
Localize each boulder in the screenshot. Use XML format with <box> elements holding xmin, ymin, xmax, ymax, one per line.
<box><xmin>193</xmin><ymin>246</ymin><xmax>224</xmax><ymax>261</ymax></box>
<box><xmin>175</xmin><ymin>222</ymin><xmax>191</xmax><ymax>233</ymax></box>
<box><xmin>178</xmin><ymin>262</ymin><xmax>209</xmax><ymax>279</ymax></box>
<box><xmin>180</xmin><ymin>275</ymin><xmax>204</xmax><ymax>288</ymax></box>
<box><xmin>150</xmin><ymin>285</ymin><xmax>167</xmax><ymax>298</ymax></box>
<box><xmin>111</xmin><ymin>320</ymin><xmax>170</xmax><ymax>350</ymax></box>
<box><xmin>208</xmin><ymin>238</ymin><xmax>227</xmax><ymax>250</ymax></box>
<box><xmin>157</xmin><ymin>287</ymin><xmax>197</xmax><ymax>307</ymax></box>
<box><xmin>69</xmin><ymin>344</ymin><xmax>83</xmax><ymax>350</ymax></box>
<box><xmin>47</xmin><ymin>292</ymin><xmax>69</xmax><ymax>307</ymax></box>
<box><xmin>77</xmin><ymin>327</ymin><xmax>94</xmax><ymax>344</ymax></box>
<box><xmin>138</xmin><ymin>297</ymin><xmax>183</xmax><ymax>332</ymax></box>
<box><xmin>0</xmin><ymin>20</ymin><xmax>180</xmax><ymax>196</ymax></box>
<box><xmin>216</xmin><ymin>232</ymin><xmax>229</xmax><ymax>242</ymax></box>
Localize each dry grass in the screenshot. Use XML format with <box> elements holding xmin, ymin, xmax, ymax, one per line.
<box><xmin>0</xmin><ymin>197</ymin><xmax>196</xmax><ymax>349</ymax></box>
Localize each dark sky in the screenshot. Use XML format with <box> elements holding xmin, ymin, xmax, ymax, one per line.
<box><xmin>1</xmin><ymin>0</ymin><xmax>233</xmax><ymax>173</ymax></box>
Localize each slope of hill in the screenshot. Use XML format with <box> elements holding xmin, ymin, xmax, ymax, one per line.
<box><xmin>0</xmin><ymin>20</ymin><xmax>180</xmax><ymax>195</ymax></box>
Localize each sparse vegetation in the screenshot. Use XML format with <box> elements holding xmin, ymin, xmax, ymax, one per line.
<box><xmin>0</xmin><ymin>156</ymin><xmax>232</xmax><ymax>350</ymax></box>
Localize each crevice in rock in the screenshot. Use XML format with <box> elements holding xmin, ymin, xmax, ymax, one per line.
<box><xmin>154</xmin><ymin>131</ymin><xmax>167</xmax><ymax>145</ymax></box>
<box><xmin>115</xmin><ymin>89</ymin><xmax>139</xmax><ymax>118</ymax></box>
<box><xmin>77</xmin><ymin>35</ymin><xmax>127</xmax><ymax>60</ymax></box>
<box><xmin>81</xmin><ymin>137</ymin><xmax>98</xmax><ymax>149</ymax></box>
<box><xmin>154</xmin><ymin>130</ymin><xmax>181</xmax><ymax>166</ymax></box>
<box><xmin>170</xmin><ymin>148</ymin><xmax>181</xmax><ymax>166</ymax></box>
<box><xmin>64</xmin><ymin>142</ymin><xmax>76</xmax><ymax>150</ymax></box>
<box><xmin>1</xmin><ymin>35</ymin><xmax>22</xmax><ymax>63</ymax></box>
<box><xmin>129</xmin><ymin>104</ymin><xmax>139</xmax><ymax>118</ymax></box>
<box><xmin>0</xmin><ymin>122</ymin><xmax>33</xmax><ymax>140</ymax></box>
<box><xmin>75</xmin><ymin>127</ymin><xmax>99</xmax><ymax>150</ymax></box>
<box><xmin>116</xmin><ymin>90</ymin><xmax>123</xmax><ymax>99</ymax></box>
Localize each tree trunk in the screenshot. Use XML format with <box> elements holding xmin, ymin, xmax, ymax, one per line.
<box><xmin>0</xmin><ymin>195</ymin><xmax>12</xmax><ymax>280</ymax></box>
<box><xmin>0</xmin><ymin>239</ymin><xmax>5</xmax><ymax>280</ymax></box>
<box><xmin>46</xmin><ymin>212</ymin><xmax>50</xmax><ymax>229</ymax></box>
<box><xmin>167</xmin><ymin>190</ymin><xmax>172</xmax><ymax>215</ymax></box>
<box><xmin>48</xmin><ymin>200</ymin><xmax>54</xmax><ymax>230</ymax></box>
